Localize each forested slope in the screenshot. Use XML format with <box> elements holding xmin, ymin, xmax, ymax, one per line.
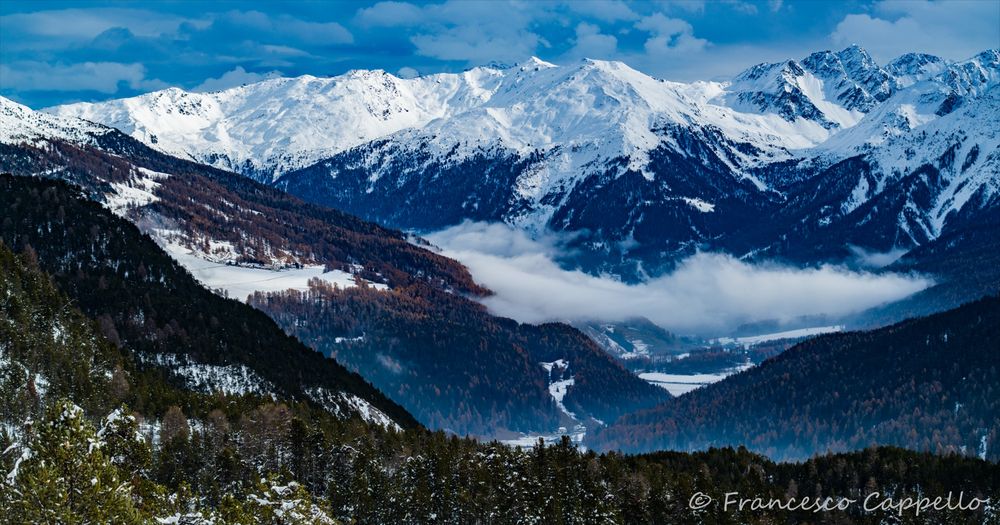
<box><xmin>250</xmin><ymin>281</ymin><xmax>668</xmax><ymax>434</ymax></box>
<box><xmin>1</xmin><ymin>247</ymin><xmax>996</xmax><ymax>524</ymax></box>
<box><xmin>0</xmin><ymin>174</ymin><xmax>416</xmax><ymax>427</ymax></box>
<box><xmin>590</xmin><ymin>295</ymin><xmax>1000</xmax><ymax>460</ymax></box>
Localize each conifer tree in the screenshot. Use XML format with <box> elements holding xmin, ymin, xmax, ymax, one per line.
<box><xmin>3</xmin><ymin>400</ymin><xmax>143</xmax><ymax>524</ymax></box>
<box><xmin>224</xmin><ymin>474</ymin><xmax>339</xmax><ymax>525</ymax></box>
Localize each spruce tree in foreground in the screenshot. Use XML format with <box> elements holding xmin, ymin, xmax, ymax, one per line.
<box><xmin>2</xmin><ymin>400</ymin><xmax>143</xmax><ymax>524</ymax></box>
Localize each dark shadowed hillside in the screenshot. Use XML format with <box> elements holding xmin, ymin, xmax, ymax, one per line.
<box><xmin>0</xmin><ymin>174</ymin><xmax>417</xmax><ymax>427</ymax></box>
<box><xmin>249</xmin><ymin>280</ymin><xmax>669</xmax><ymax>435</ymax></box>
<box><xmin>589</xmin><ymin>295</ymin><xmax>1000</xmax><ymax>460</ymax></box>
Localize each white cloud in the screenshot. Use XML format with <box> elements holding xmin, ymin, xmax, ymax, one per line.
<box><xmin>635</xmin><ymin>13</ymin><xmax>708</xmax><ymax>57</ymax></box>
<box><xmin>720</xmin><ymin>0</ymin><xmax>758</xmax><ymax>15</ymax></box>
<box><xmin>565</xmin><ymin>23</ymin><xmax>619</xmax><ymax>60</ymax></box>
<box><xmin>355</xmin><ymin>1</ymin><xmax>427</xmax><ymax>27</ymax></box>
<box><xmin>429</xmin><ymin>222</ymin><xmax>931</xmax><ymax>334</ymax></box>
<box><xmin>355</xmin><ymin>1</ymin><xmax>546</xmax><ymax>64</ymax></box>
<box><xmin>192</xmin><ymin>66</ymin><xmax>281</xmax><ymax>92</ymax></box>
<box><xmin>831</xmin><ymin>0</ymin><xmax>999</xmax><ymax>62</ymax></box>
<box><xmin>562</xmin><ymin>0</ymin><xmax>639</xmax><ymax>22</ymax></box>
<box><xmin>408</xmin><ymin>2</ymin><xmax>543</xmax><ymax>63</ymax></box>
<box><xmin>0</xmin><ymin>8</ymin><xmax>203</xmax><ymax>40</ymax></box>
<box><xmin>412</xmin><ymin>28</ymin><xmax>541</xmax><ymax>63</ymax></box>
<box><xmin>221</xmin><ymin>10</ymin><xmax>354</xmax><ymax>45</ymax></box>
<box><xmin>848</xmin><ymin>245</ymin><xmax>908</xmax><ymax>268</ymax></box>
<box><xmin>0</xmin><ymin>61</ymin><xmax>166</xmax><ymax>94</ymax></box>
<box><xmin>657</xmin><ymin>0</ymin><xmax>707</xmax><ymax>14</ymax></box>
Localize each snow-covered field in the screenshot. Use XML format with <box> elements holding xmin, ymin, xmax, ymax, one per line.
<box><xmin>640</xmin><ymin>362</ymin><xmax>754</xmax><ymax>396</ymax></box>
<box><xmin>501</xmin><ymin>424</ymin><xmax>587</xmax><ymax>448</ymax></box>
<box><xmin>714</xmin><ymin>325</ymin><xmax>844</xmax><ymax>348</ymax></box>
<box><xmin>162</xmin><ymin>242</ymin><xmax>381</xmax><ymax>301</ymax></box>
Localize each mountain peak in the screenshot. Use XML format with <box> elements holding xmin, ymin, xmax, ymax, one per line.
<box><xmin>886</xmin><ymin>52</ymin><xmax>946</xmax><ymax>83</ymax></box>
<box><xmin>887</xmin><ymin>52</ymin><xmax>944</xmax><ymax>69</ymax></box>
<box><xmin>836</xmin><ymin>44</ymin><xmax>874</xmax><ymax>61</ymax></box>
<box><xmin>970</xmin><ymin>48</ymin><xmax>1000</xmax><ymax>67</ymax></box>
<box><xmin>733</xmin><ymin>59</ymin><xmax>805</xmax><ymax>84</ymax></box>
<box><xmin>521</xmin><ymin>56</ymin><xmax>557</xmax><ymax>69</ymax></box>
<box><xmin>836</xmin><ymin>45</ymin><xmax>881</xmax><ymax>73</ymax></box>
<box><xmin>0</xmin><ymin>95</ymin><xmax>27</xmax><ymax>110</ymax></box>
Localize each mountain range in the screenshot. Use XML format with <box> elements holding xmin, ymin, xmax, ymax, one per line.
<box><xmin>49</xmin><ymin>46</ymin><xmax>1000</xmax><ymax>280</ymax></box>
<box><xmin>3</xmin><ymin>44</ymin><xmax>998</xmax><ymax>448</ymax></box>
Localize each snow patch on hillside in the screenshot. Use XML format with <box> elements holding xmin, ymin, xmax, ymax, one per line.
<box><xmin>140</xmin><ymin>353</ymin><xmax>275</xmax><ymax>396</ymax></box>
<box><xmin>305</xmin><ymin>387</ymin><xmax>401</xmax><ymax>430</ymax></box>
<box><xmin>680</xmin><ymin>197</ymin><xmax>715</xmax><ymax>213</ymax></box>
<box><xmin>160</xmin><ymin>241</ymin><xmax>385</xmax><ymax>301</ymax></box>
<box><xmin>541</xmin><ymin>360</ymin><xmax>577</xmax><ymax>421</ymax></box>
<box><xmin>105</xmin><ymin>167</ymin><xmax>170</xmax><ymax>217</ymax></box>
<box><xmin>714</xmin><ymin>325</ymin><xmax>845</xmax><ymax>348</ymax></box>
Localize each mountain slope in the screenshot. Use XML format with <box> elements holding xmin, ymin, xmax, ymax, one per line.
<box><xmin>587</xmin><ymin>295</ymin><xmax>1000</xmax><ymax>460</ymax></box>
<box><xmin>0</xmin><ymin>242</ymin><xmax>122</xmax><ymax>425</ymax></box>
<box><xmin>2</xmin><ymin>98</ymin><xmax>667</xmax><ymax>437</ymax></box>
<box><xmin>851</xmin><ymin>205</ymin><xmax>1000</xmax><ymax>326</ymax></box>
<box><xmin>248</xmin><ymin>281</ymin><xmax>668</xmax><ymax>435</ymax></box>
<box><xmin>2</xmin><ymin>96</ymin><xmax>484</xmax><ymax>293</ymax></box>
<box><xmin>723</xmin><ymin>83</ymin><xmax>1000</xmax><ymax>267</ymax></box>
<box><xmin>0</xmin><ymin>173</ymin><xmax>416</xmax><ymax>428</ymax></box>
<box><xmin>4</xmin><ymin>232</ymin><xmax>998</xmax><ymax>524</ymax></box>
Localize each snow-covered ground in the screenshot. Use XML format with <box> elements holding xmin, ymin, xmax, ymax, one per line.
<box><xmin>161</xmin><ymin>242</ymin><xmax>384</xmax><ymax>301</ymax></box>
<box><xmin>139</xmin><ymin>353</ymin><xmax>275</xmax><ymax>396</ymax></box>
<box><xmin>500</xmin><ymin>424</ymin><xmax>587</xmax><ymax>448</ymax></box>
<box><xmin>501</xmin><ymin>360</ymin><xmax>588</xmax><ymax>448</ymax></box>
<box><xmin>714</xmin><ymin>325</ymin><xmax>844</xmax><ymax>348</ymax></box>
<box><xmin>640</xmin><ymin>361</ymin><xmax>754</xmax><ymax>396</ymax></box>
<box><xmin>305</xmin><ymin>387</ymin><xmax>401</xmax><ymax>430</ymax></box>
<box><xmin>541</xmin><ymin>360</ymin><xmax>578</xmax><ymax>421</ymax></box>
<box><xmin>105</xmin><ymin>167</ymin><xmax>169</xmax><ymax>217</ymax></box>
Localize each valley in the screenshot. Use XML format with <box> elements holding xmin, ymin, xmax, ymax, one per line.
<box><xmin>1</xmin><ymin>7</ymin><xmax>998</xmax><ymax>519</ymax></box>
<box><xmin>4</xmin><ymin>42</ymin><xmax>998</xmax><ymax>447</ymax></box>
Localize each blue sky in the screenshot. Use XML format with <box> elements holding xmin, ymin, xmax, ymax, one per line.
<box><xmin>2</xmin><ymin>0</ymin><xmax>997</xmax><ymax>108</ymax></box>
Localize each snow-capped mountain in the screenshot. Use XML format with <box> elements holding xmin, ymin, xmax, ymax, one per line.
<box><xmin>47</xmin><ymin>63</ymin><xmax>523</xmax><ymax>181</ymax></box>
<box><xmin>721</xmin><ymin>45</ymin><xmax>893</xmax><ymax>129</ymax></box>
<box><xmin>49</xmin><ymin>55</ymin><xmax>834</xmax><ymax>183</ymax></box>
<box><xmin>44</xmin><ymin>47</ymin><xmax>1000</xmax><ymax>278</ymax></box>
<box><xmin>723</xmin><ymin>84</ymin><xmax>999</xmax><ymax>266</ymax></box>
<box><xmin>1</xmin><ymin>96</ymin><xmax>112</xmax><ymax>145</ymax></box>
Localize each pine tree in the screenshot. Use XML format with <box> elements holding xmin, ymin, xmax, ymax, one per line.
<box><xmin>3</xmin><ymin>400</ymin><xmax>143</xmax><ymax>523</ymax></box>
<box><xmin>223</xmin><ymin>474</ymin><xmax>339</xmax><ymax>525</ymax></box>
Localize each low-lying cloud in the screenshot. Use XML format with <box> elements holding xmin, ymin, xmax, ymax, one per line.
<box><xmin>428</xmin><ymin>222</ymin><xmax>932</xmax><ymax>335</ymax></box>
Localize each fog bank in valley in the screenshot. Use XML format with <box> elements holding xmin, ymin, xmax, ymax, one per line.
<box><xmin>428</xmin><ymin>222</ymin><xmax>932</xmax><ymax>334</ymax></box>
